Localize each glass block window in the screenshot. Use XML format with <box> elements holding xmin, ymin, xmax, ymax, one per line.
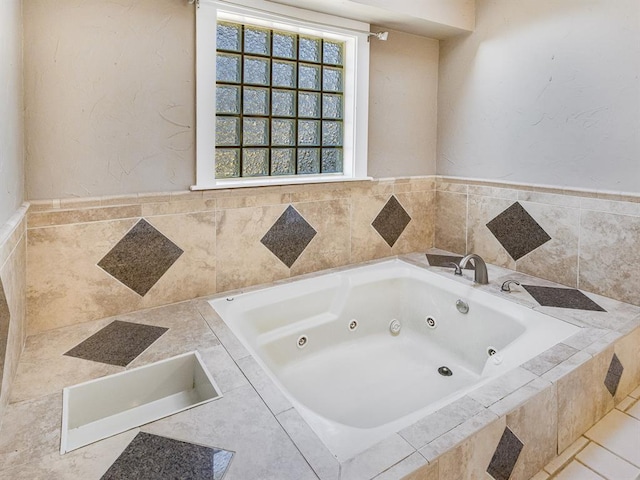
<box><xmin>215</xmin><ymin>21</ymin><xmax>345</xmax><ymax>179</ymax></box>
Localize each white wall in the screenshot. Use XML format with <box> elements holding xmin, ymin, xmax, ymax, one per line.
<box><xmin>368</xmin><ymin>29</ymin><xmax>439</xmax><ymax>178</ymax></box>
<box><xmin>0</xmin><ymin>0</ymin><xmax>24</xmax><ymax>225</ymax></box>
<box><xmin>438</xmin><ymin>0</ymin><xmax>640</xmax><ymax>193</ymax></box>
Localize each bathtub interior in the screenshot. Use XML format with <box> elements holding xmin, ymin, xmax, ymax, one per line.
<box><xmin>211</xmin><ymin>259</ymin><xmax>579</xmax><ymax>461</ymax></box>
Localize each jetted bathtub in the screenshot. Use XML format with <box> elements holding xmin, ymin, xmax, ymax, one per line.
<box><xmin>210</xmin><ymin>258</ymin><xmax>579</xmax><ymax>461</ymax></box>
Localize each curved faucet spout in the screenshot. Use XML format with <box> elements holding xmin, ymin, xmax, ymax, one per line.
<box><xmin>459</xmin><ymin>253</ymin><xmax>489</xmax><ymax>285</ymax></box>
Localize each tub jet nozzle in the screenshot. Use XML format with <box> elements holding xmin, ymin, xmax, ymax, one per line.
<box><xmin>389</xmin><ymin>319</ymin><xmax>401</xmax><ymax>335</ymax></box>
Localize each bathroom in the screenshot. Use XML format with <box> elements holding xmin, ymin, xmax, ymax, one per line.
<box><xmin>0</xmin><ymin>0</ymin><xmax>639</xmax><ymax>478</ymax></box>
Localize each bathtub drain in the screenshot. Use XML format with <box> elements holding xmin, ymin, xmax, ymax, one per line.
<box><xmin>438</xmin><ymin>366</ymin><xmax>453</xmax><ymax>377</ymax></box>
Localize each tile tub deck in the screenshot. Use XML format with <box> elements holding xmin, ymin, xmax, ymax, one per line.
<box><xmin>1</xmin><ymin>250</ymin><xmax>639</xmax><ymax>479</ymax></box>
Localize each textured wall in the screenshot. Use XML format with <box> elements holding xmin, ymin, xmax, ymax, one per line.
<box><xmin>0</xmin><ymin>0</ymin><xmax>25</xmax><ymax>226</ymax></box>
<box><xmin>368</xmin><ymin>29</ymin><xmax>439</xmax><ymax>178</ymax></box>
<box><xmin>24</xmin><ymin>0</ymin><xmax>196</xmax><ymax>200</ymax></box>
<box><xmin>23</xmin><ymin>0</ymin><xmax>438</xmax><ymax>200</ymax></box>
<box><xmin>437</xmin><ymin>0</ymin><xmax>640</xmax><ymax>193</ymax></box>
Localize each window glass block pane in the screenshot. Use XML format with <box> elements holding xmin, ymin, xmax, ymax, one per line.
<box><xmin>242</xmin><ymin>148</ymin><xmax>269</xmax><ymax>177</ymax></box>
<box><xmin>322</xmin><ymin>94</ymin><xmax>342</xmax><ymax>119</ymax></box>
<box><xmin>298</xmin><ymin>120</ymin><xmax>320</xmax><ymax>146</ymax></box>
<box><xmin>217</xmin><ymin>22</ymin><xmax>241</xmax><ymax>52</ymax></box>
<box><xmin>323</xmin><ymin>67</ymin><xmax>343</xmax><ymax>92</ymax></box>
<box><xmin>322</xmin><ymin>121</ymin><xmax>343</xmax><ymax>146</ymax></box>
<box><xmin>272</xmin><ymin>60</ymin><xmax>296</xmax><ymax>88</ymax></box>
<box><xmin>322</xmin><ymin>148</ymin><xmax>343</xmax><ymax>173</ymax></box>
<box><xmin>216</xmin><ymin>149</ymin><xmax>240</xmax><ymax>178</ymax></box>
<box><xmin>244</xmin><ymin>26</ymin><xmax>270</xmax><ymax>56</ymax></box>
<box><xmin>299</xmin><ymin>64</ymin><xmax>321</xmax><ymax>90</ymax></box>
<box><xmin>216</xmin><ymin>85</ymin><xmax>240</xmax><ymax>114</ymax></box>
<box><xmin>297</xmin><ymin>148</ymin><xmax>320</xmax><ymax>174</ymax></box>
<box><xmin>298</xmin><ymin>92</ymin><xmax>320</xmax><ymax>118</ymax></box>
<box><xmin>243</xmin><ymin>118</ymin><xmax>269</xmax><ymax>146</ymax></box>
<box><xmin>271</xmin><ymin>149</ymin><xmax>296</xmax><ymax>175</ymax></box>
<box><xmin>299</xmin><ymin>37</ymin><xmax>321</xmax><ymax>63</ymax></box>
<box><xmin>216</xmin><ymin>117</ymin><xmax>240</xmax><ymax>146</ymax></box>
<box><xmin>244</xmin><ymin>57</ymin><xmax>270</xmax><ymax>85</ymax></box>
<box><xmin>272</xmin><ymin>90</ymin><xmax>296</xmax><ymax>117</ymax></box>
<box><xmin>273</xmin><ymin>32</ymin><xmax>296</xmax><ymax>59</ymax></box>
<box><xmin>216</xmin><ymin>53</ymin><xmax>241</xmax><ymax>83</ymax></box>
<box><xmin>272</xmin><ymin>119</ymin><xmax>296</xmax><ymax>146</ymax></box>
<box><xmin>243</xmin><ymin>87</ymin><xmax>269</xmax><ymax>115</ymax></box>
<box><xmin>323</xmin><ymin>41</ymin><xmax>344</xmax><ymax>65</ymax></box>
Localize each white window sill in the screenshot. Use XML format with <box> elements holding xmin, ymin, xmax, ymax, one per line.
<box><xmin>191</xmin><ymin>175</ymin><xmax>372</xmax><ymax>191</ymax></box>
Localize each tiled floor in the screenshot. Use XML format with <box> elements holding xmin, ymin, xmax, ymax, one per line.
<box><xmin>534</xmin><ymin>385</ymin><xmax>640</xmax><ymax>480</ymax></box>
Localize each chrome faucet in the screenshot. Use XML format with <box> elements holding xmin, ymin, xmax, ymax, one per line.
<box><xmin>458</xmin><ymin>253</ymin><xmax>489</xmax><ymax>284</ymax></box>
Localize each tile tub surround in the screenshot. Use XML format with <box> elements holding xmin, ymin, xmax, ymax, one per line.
<box><xmin>26</xmin><ymin>177</ymin><xmax>435</xmax><ymax>334</ymax></box>
<box><xmin>1</xmin><ymin>252</ymin><xmax>640</xmax><ymax>479</ymax></box>
<box><xmin>0</xmin><ymin>205</ymin><xmax>28</xmax><ymax>424</ymax></box>
<box><xmin>26</xmin><ymin>174</ymin><xmax>640</xmax><ymax>335</ymax></box>
<box><xmin>204</xmin><ymin>251</ymin><xmax>640</xmax><ymax>480</ymax></box>
<box><xmin>434</xmin><ymin>177</ymin><xmax>640</xmax><ymax>306</ymax></box>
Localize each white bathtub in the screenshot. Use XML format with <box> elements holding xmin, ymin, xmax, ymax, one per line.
<box><xmin>210</xmin><ymin>258</ymin><xmax>579</xmax><ymax>461</ymax></box>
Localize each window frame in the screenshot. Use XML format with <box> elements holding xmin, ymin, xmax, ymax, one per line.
<box><xmin>193</xmin><ymin>0</ymin><xmax>371</xmax><ymax>190</ymax></box>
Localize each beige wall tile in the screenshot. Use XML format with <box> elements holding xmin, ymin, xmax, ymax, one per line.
<box><xmin>27</xmin><ymin>219</ymin><xmax>141</xmax><ymax>333</ymax></box>
<box><xmin>143</xmin><ymin>212</ymin><xmax>217</xmax><ymax>303</ymax></box>
<box><xmin>216</xmin><ymin>192</ymin><xmax>290</xmax><ymax>210</ymax></box>
<box><xmin>467</xmin><ymin>195</ymin><xmax>516</xmax><ymax>269</ymax></box>
<box><xmin>0</xmin><ymin>210</ymin><xmax>26</xmax><ymax>269</ymax></box>
<box><xmin>516</xmin><ymin>202</ymin><xmax>580</xmax><ymax>287</ymax></box>
<box><xmin>0</xmin><ymin>234</ymin><xmax>27</xmax><ymax>418</ymax></box>
<box><xmin>394</xmin><ymin>191</ymin><xmax>435</xmax><ymax>255</ymax></box>
<box><xmin>435</xmin><ymin>190</ymin><xmax>467</xmax><ymax>255</ymax></box>
<box><xmin>555</xmin><ymin>348</ymin><xmax>615</xmax><ymax>452</ymax></box>
<box><xmin>27</xmin><ymin>205</ymin><xmax>142</xmax><ymax>228</ymax></box>
<box><xmin>27</xmin><ymin>212</ymin><xmax>216</xmax><ymax>334</ymax></box>
<box><xmin>468</xmin><ymin>185</ymin><xmax>519</xmax><ymax>200</ymax></box>
<box><xmin>351</xmin><ymin>194</ymin><xmax>397</xmax><ymax>263</ymax></box>
<box><xmin>436</xmin><ymin>414</ymin><xmax>506</xmax><ymax>479</ymax></box>
<box><xmin>579</xmin><ymin>210</ymin><xmax>640</xmax><ymax>305</ymax></box>
<box><xmin>290</xmin><ymin>199</ymin><xmax>351</xmax><ymax>277</ymax></box>
<box><xmin>141</xmin><ymin>198</ymin><xmax>216</xmax><ymax>216</ymax></box>
<box><xmin>613</xmin><ymin>327</ymin><xmax>640</xmax><ymax>404</ymax></box>
<box><xmin>436</xmin><ymin>178</ymin><xmax>468</xmax><ymax>193</ymax></box>
<box><xmin>215</xmin><ymin>205</ymin><xmax>290</xmax><ymax>293</ymax></box>
<box><xmin>507</xmin><ymin>384</ymin><xmax>558</xmax><ymax>480</ymax></box>
<box><xmin>351</xmin><ymin>192</ymin><xmax>434</xmax><ymax>264</ymax></box>
<box><xmin>518</xmin><ymin>191</ymin><xmax>582</xmax><ymax>208</ymax></box>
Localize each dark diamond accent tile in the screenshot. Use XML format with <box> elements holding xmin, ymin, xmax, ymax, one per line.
<box><xmin>64</xmin><ymin>320</ymin><xmax>168</xmax><ymax>367</ymax></box>
<box><xmin>425</xmin><ymin>253</ymin><xmax>475</xmax><ymax>270</ymax></box>
<box><xmin>0</xmin><ymin>280</ymin><xmax>10</xmax><ymax>390</ymax></box>
<box><xmin>522</xmin><ymin>285</ymin><xmax>606</xmax><ymax>312</ymax></box>
<box><xmin>486</xmin><ymin>202</ymin><xmax>551</xmax><ymax>261</ymax></box>
<box><xmin>98</xmin><ymin>219</ymin><xmax>183</xmax><ymax>296</ymax></box>
<box><xmin>260</xmin><ymin>205</ymin><xmax>317</xmax><ymax>268</ymax></box>
<box><xmin>487</xmin><ymin>427</ymin><xmax>524</xmax><ymax>480</ymax></box>
<box><xmin>101</xmin><ymin>432</ymin><xmax>234</xmax><ymax>480</ymax></box>
<box><xmin>372</xmin><ymin>195</ymin><xmax>412</xmax><ymax>247</ymax></box>
<box><xmin>604</xmin><ymin>353</ymin><xmax>624</xmax><ymax>396</ymax></box>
